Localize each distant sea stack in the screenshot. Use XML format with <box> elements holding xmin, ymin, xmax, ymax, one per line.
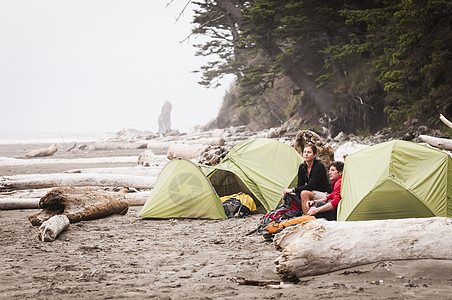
<box><xmin>158</xmin><ymin>101</ymin><xmax>172</xmax><ymax>133</ymax></box>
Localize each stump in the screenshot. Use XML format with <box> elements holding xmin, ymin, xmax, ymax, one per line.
<box><xmin>28</xmin><ymin>187</ymin><xmax>129</xmax><ymax>226</ymax></box>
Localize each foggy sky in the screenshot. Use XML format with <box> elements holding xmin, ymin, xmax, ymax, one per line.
<box><xmin>0</xmin><ymin>1</ymin><xmax>232</xmax><ymax>135</ymax></box>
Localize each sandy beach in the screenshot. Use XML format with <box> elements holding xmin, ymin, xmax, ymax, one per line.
<box><xmin>1</xmin><ymin>142</ymin><xmax>452</xmax><ymax>299</ymax></box>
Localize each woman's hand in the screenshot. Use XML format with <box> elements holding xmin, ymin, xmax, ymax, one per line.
<box><xmin>283</xmin><ymin>188</ymin><xmax>293</xmax><ymax>195</ymax></box>
<box><xmin>306</xmin><ymin>200</ymin><xmax>315</xmax><ymax>209</ymax></box>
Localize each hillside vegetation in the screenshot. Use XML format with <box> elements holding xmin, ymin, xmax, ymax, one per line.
<box><xmin>192</xmin><ymin>0</ymin><xmax>452</xmax><ymax>136</ymax></box>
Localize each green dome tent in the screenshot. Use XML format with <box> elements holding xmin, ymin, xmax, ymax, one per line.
<box><xmin>140</xmin><ymin>158</ymin><xmax>227</xmax><ymax>219</ymax></box>
<box><xmin>207</xmin><ymin>138</ymin><xmax>303</xmax><ymax>212</ymax></box>
<box><xmin>140</xmin><ymin>138</ymin><xmax>303</xmax><ymax>219</ymax></box>
<box><xmin>337</xmin><ymin>140</ymin><xmax>452</xmax><ymax>221</ymax></box>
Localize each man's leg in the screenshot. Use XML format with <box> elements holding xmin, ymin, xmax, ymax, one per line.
<box><xmin>300</xmin><ymin>190</ymin><xmax>314</xmax><ymax>215</ymax></box>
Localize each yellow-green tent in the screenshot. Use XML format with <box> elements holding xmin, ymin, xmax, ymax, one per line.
<box><xmin>140</xmin><ymin>158</ymin><xmax>227</xmax><ymax>219</ymax></box>
<box><xmin>207</xmin><ymin>138</ymin><xmax>302</xmax><ymax>211</ymax></box>
<box><xmin>140</xmin><ymin>138</ymin><xmax>302</xmax><ymax>219</ymax></box>
<box><xmin>338</xmin><ymin>140</ymin><xmax>452</xmax><ymax>221</ymax></box>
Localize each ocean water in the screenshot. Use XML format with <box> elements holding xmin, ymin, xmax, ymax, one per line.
<box><xmin>0</xmin><ymin>131</ymin><xmax>116</xmax><ymax>145</ymax></box>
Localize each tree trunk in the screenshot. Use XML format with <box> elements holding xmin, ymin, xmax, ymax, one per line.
<box><xmin>273</xmin><ymin>218</ymin><xmax>452</xmax><ymax>281</ymax></box>
<box><xmin>215</xmin><ymin>0</ymin><xmax>337</xmax><ymax>112</ymax></box>
<box><xmin>0</xmin><ymin>173</ymin><xmax>156</xmax><ymax>192</ymax></box>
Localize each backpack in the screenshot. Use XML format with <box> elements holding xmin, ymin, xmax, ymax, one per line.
<box><xmin>220</xmin><ymin>193</ymin><xmax>256</xmax><ymax>218</ymax></box>
<box><xmin>254</xmin><ymin>193</ymin><xmax>304</xmax><ymax>239</ymax></box>
<box><xmin>261</xmin><ymin>215</ymin><xmax>316</xmax><ymax>240</ymax></box>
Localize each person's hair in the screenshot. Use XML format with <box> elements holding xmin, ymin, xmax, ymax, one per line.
<box><xmin>330</xmin><ymin>161</ymin><xmax>344</xmax><ymax>172</ymax></box>
<box><xmin>304</xmin><ymin>143</ymin><xmax>317</xmax><ymax>155</ymax></box>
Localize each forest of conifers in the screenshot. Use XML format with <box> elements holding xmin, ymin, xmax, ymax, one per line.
<box><xmin>189</xmin><ymin>0</ymin><xmax>451</xmax><ymax>135</ymax></box>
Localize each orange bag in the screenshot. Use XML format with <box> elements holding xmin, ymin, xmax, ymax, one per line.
<box><xmin>264</xmin><ymin>215</ymin><xmax>316</xmax><ymax>238</ymax></box>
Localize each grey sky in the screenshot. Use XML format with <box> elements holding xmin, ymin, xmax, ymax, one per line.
<box><xmin>0</xmin><ymin>1</ymin><xmax>232</xmax><ymax>135</ymax></box>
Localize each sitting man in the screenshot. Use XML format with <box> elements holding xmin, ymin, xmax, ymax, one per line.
<box><xmin>306</xmin><ymin>161</ymin><xmax>344</xmax><ymax>221</ymax></box>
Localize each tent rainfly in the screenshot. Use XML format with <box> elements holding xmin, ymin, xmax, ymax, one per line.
<box><xmin>140</xmin><ymin>138</ymin><xmax>303</xmax><ymax>219</ymax></box>
<box><xmin>337</xmin><ymin>140</ymin><xmax>452</xmax><ymax>221</ymax></box>
<box><xmin>140</xmin><ymin>158</ymin><xmax>227</xmax><ymax>219</ymax></box>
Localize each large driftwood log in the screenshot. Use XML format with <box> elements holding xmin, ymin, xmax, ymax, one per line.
<box><xmin>0</xmin><ymin>198</ymin><xmax>40</xmax><ymax>209</ymax></box>
<box><xmin>91</xmin><ymin>141</ymin><xmax>148</xmax><ymax>150</ymax></box>
<box><xmin>38</xmin><ymin>215</ymin><xmax>70</xmax><ymax>242</ymax></box>
<box><xmin>418</xmin><ymin>135</ymin><xmax>452</xmax><ymax>151</ymax></box>
<box><xmin>28</xmin><ymin>187</ymin><xmax>129</xmax><ymax>226</ymax></box>
<box><xmin>64</xmin><ymin>166</ymin><xmax>164</xmax><ymax>177</ymax></box>
<box><xmin>167</xmin><ymin>142</ymin><xmax>210</xmax><ymax>160</ymax></box>
<box><xmin>0</xmin><ymin>192</ymin><xmax>150</xmax><ymax>209</ymax></box>
<box><xmin>0</xmin><ymin>156</ymin><xmax>138</xmax><ymax>167</ymax></box>
<box><xmin>273</xmin><ymin>218</ymin><xmax>452</xmax><ymax>281</ymax></box>
<box><xmin>25</xmin><ymin>144</ymin><xmax>58</xmax><ymax>158</ymax></box>
<box><xmin>0</xmin><ymin>173</ymin><xmax>156</xmax><ymax>191</ymax></box>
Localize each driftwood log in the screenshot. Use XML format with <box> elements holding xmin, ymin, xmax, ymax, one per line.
<box><xmin>273</xmin><ymin>217</ymin><xmax>452</xmax><ymax>281</ymax></box>
<box><xmin>0</xmin><ymin>173</ymin><xmax>156</xmax><ymax>192</ymax></box>
<box><xmin>440</xmin><ymin>114</ymin><xmax>452</xmax><ymax>129</ymax></box>
<box><xmin>28</xmin><ymin>187</ymin><xmax>129</xmax><ymax>226</ymax></box>
<box><xmin>167</xmin><ymin>142</ymin><xmax>210</xmax><ymax>160</ymax></box>
<box><xmin>419</xmin><ymin>135</ymin><xmax>452</xmax><ymax>151</ymax></box>
<box><xmin>38</xmin><ymin>214</ymin><xmax>70</xmax><ymax>242</ymax></box>
<box><xmin>0</xmin><ymin>156</ymin><xmax>138</xmax><ymax>167</ymax></box>
<box><xmin>293</xmin><ymin>130</ymin><xmax>335</xmax><ymax>167</ymax></box>
<box><xmin>0</xmin><ymin>198</ymin><xmax>40</xmax><ymax>209</ymax></box>
<box><xmin>25</xmin><ymin>144</ymin><xmax>58</xmax><ymax>158</ymax></box>
<box><xmin>91</xmin><ymin>141</ymin><xmax>148</xmax><ymax>150</ymax></box>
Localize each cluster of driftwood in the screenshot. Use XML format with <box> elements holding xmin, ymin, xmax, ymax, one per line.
<box><xmin>30</xmin><ymin>187</ymin><xmax>129</xmax><ymax>242</ymax></box>
<box><xmin>273</xmin><ymin>217</ymin><xmax>452</xmax><ymax>281</ymax></box>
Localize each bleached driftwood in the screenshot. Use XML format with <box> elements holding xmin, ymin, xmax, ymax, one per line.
<box><xmin>91</xmin><ymin>141</ymin><xmax>148</xmax><ymax>150</ymax></box>
<box><xmin>273</xmin><ymin>218</ymin><xmax>452</xmax><ymax>281</ymax></box>
<box><xmin>0</xmin><ymin>198</ymin><xmax>40</xmax><ymax>209</ymax></box>
<box><xmin>440</xmin><ymin>114</ymin><xmax>452</xmax><ymax>129</ymax></box>
<box><xmin>167</xmin><ymin>142</ymin><xmax>210</xmax><ymax>160</ymax></box>
<box><xmin>0</xmin><ymin>190</ymin><xmax>151</xmax><ymax>209</ymax></box>
<box><xmin>28</xmin><ymin>187</ymin><xmax>129</xmax><ymax>226</ymax></box>
<box><xmin>0</xmin><ymin>156</ymin><xmax>137</xmax><ymax>167</ymax></box>
<box><xmin>38</xmin><ymin>215</ymin><xmax>70</xmax><ymax>242</ymax></box>
<box><xmin>418</xmin><ymin>135</ymin><xmax>452</xmax><ymax>151</ymax></box>
<box><xmin>64</xmin><ymin>165</ymin><xmax>164</xmax><ymax>177</ymax></box>
<box><xmin>25</xmin><ymin>144</ymin><xmax>58</xmax><ymax>158</ymax></box>
<box><xmin>137</xmin><ymin>150</ymin><xmax>168</xmax><ymax>167</ymax></box>
<box><xmin>0</xmin><ymin>173</ymin><xmax>156</xmax><ymax>192</ymax></box>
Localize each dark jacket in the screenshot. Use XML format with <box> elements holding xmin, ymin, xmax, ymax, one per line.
<box><xmin>294</xmin><ymin>159</ymin><xmax>332</xmax><ymax>194</ymax></box>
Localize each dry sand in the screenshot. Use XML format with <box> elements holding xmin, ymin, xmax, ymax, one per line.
<box><xmin>1</xmin><ymin>143</ymin><xmax>452</xmax><ymax>299</ymax></box>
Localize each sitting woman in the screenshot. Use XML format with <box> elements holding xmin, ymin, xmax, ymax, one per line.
<box><xmin>283</xmin><ymin>143</ymin><xmax>332</xmax><ymax>215</ymax></box>
<box><xmin>306</xmin><ymin>161</ymin><xmax>344</xmax><ymax>221</ymax></box>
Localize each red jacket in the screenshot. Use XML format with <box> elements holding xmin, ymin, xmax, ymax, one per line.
<box><xmin>326</xmin><ymin>176</ymin><xmax>342</xmax><ymax>208</ymax></box>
